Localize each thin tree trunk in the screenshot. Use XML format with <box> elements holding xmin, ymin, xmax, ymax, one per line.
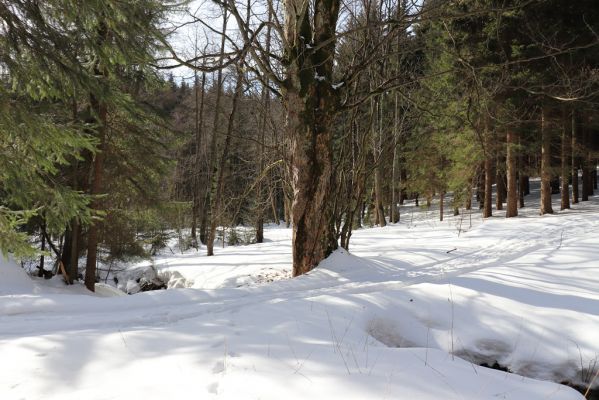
<box><xmin>390</xmin><ymin>92</ymin><xmax>400</xmax><ymax>223</ymax></box>
<box><xmin>540</xmin><ymin>106</ymin><xmax>554</xmax><ymax>215</ymax></box>
<box><xmin>439</xmin><ymin>191</ymin><xmax>445</xmax><ymax>221</ymax></box>
<box><xmin>570</xmin><ymin>110</ymin><xmax>579</xmax><ymax>204</ymax></box>
<box><xmin>68</xmin><ymin>221</ymin><xmax>80</xmax><ymax>283</ymax></box>
<box><xmin>582</xmin><ymin>113</ymin><xmax>591</xmax><ymax>201</ymax></box>
<box><xmin>84</xmin><ymin>93</ymin><xmax>107</xmax><ymax>292</ymax></box>
<box><xmin>518</xmin><ymin>175</ymin><xmax>526</xmax><ymax>208</ymax></box>
<box><xmin>191</xmin><ymin>69</ymin><xmax>207</xmax><ymax>246</ymax></box>
<box><xmin>484</xmin><ymin>156</ymin><xmax>493</xmax><ymax>218</ymax></box>
<box><xmin>496</xmin><ymin>166</ymin><xmax>504</xmax><ymax>211</ymax></box>
<box><xmin>255</xmin><ymin>89</ymin><xmax>267</xmax><ymax>242</ymax></box>
<box><xmin>39</xmin><ymin>222</ymin><xmax>46</xmax><ymax>275</ymax></box>
<box><xmin>203</xmin><ymin>9</ymin><xmax>228</xmax><ymax>251</ymax></box>
<box><xmin>270</xmin><ymin>189</ymin><xmax>280</xmax><ymax>225</ymax></box>
<box><xmin>506</xmin><ymin>130</ymin><xmax>518</xmax><ymax>217</ymax></box>
<box><xmin>372</xmin><ymin>97</ymin><xmax>386</xmax><ymax>227</ymax></box>
<box><xmin>256</xmin><ymin>8</ymin><xmax>272</xmax><ymax>243</ymax></box>
<box><xmin>560</xmin><ymin>107</ymin><xmax>571</xmax><ymax>210</ymax></box>
<box><xmin>207</xmin><ymin>68</ymin><xmax>244</xmax><ymax>256</ymax></box>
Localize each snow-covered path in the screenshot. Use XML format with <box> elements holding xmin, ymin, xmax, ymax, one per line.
<box><xmin>1</xmin><ymin>187</ymin><xmax>598</xmax><ymax>399</ymax></box>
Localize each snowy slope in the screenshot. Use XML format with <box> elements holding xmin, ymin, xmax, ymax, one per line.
<box><xmin>1</xmin><ymin>184</ymin><xmax>597</xmax><ymax>399</ymax></box>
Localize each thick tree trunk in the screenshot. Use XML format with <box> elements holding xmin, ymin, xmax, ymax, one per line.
<box><xmin>287</xmin><ymin>88</ymin><xmax>338</xmax><ymax>276</ymax></box>
<box><xmin>506</xmin><ymin>130</ymin><xmax>518</xmax><ymax>217</ymax></box>
<box><xmin>283</xmin><ymin>0</ymin><xmax>340</xmax><ymax>276</ymax></box>
<box><xmin>560</xmin><ymin>107</ymin><xmax>571</xmax><ymax>210</ymax></box>
<box><xmin>540</xmin><ymin>106</ymin><xmax>554</xmax><ymax>215</ymax></box>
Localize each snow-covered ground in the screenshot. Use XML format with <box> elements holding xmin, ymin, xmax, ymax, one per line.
<box><xmin>1</xmin><ymin>181</ymin><xmax>598</xmax><ymax>399</ymax></box>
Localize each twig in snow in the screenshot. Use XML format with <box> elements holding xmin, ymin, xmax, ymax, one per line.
<box><xmin>448</xmin><ymin>282</ymin><xmax>455</xmax><ymax>360</ymax></box>
<box><xmin>326</xmin><ymin>309</ymin><xmax>351</xmax><ymax>375</ymax></box>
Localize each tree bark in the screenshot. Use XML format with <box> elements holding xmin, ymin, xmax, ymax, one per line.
<box><xmin>284</xmin><ymin>0</ymin><xmax>340</xmax><ymax>276</ymax></box>
<box><xmin>390</xmin><ymin>92</ymin><xmax>400</xmax><ymax>223</ymax></box>
<box><xmin>255</xmin><ymin>8</ymin><xmax>272</xmax><ymax>243</ymax></box>
<box><xmin>560</xmin><ymin>107</ymin><xmax>571</xmax><ymax>210</ymax></box>
<box><xmin>204</xmin><ymin>10</ymin><xmax>228</xmax><ymax>253</ymax></box>
<box><xmin>84</xmin><ymin>93</ymin><xmax>108</xmax><ymax>292</ymax></box>
<box><xmin>191</xmin><ymin>69</ymin><xmax>207</xmax><ymax>246</ymax></box>
<box><xmin>496</xmin><ymin>166</ymin><xmax>504</xmax><ymax>211</ymax></box>
<box><xmin>372</xmin><ymin>97</ymin><xmax>386</xmax><ymax>227</ymax></box>
<box><xmin>484</xmin><ymin>155</ymin><xmax>493</xmax><ymax>218</ymax></box>
<box><xmin>581</xmin><ymin>113</ymin><xmax>591</xmax><ymax>201</ymax></box>
<box><xmin>518</xmin><ymin>175</ymin><xmax>526</xmax><ymax>208</ymax></box>
<box><xmin>506</xmin><ymin>130</ymin><xmax>518</xmax><ymax>217</ymax></box>
<box><xmin>207</xmin><ymin>69</ymin><xmax>244</xmax><ymax>256</ymax></box>
<box><xmin>540</xmin><ymin>106</ymin><xmax>554</xmax><ymax>215</ymax></box>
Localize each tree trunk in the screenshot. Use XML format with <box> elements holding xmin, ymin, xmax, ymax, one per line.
<box><xmin>439</xmin><ymin>191</ymin><xmax>445</xmax><ymax>221</ymax></box>
<box><xmin>540</xmin><ymin>106</ymin><xmax>554</xmax><ymax>215</ymax></box>
<box><xmin>465</xmin><ymin>178</ymin><xmax>472</xmax><ymax>210</ymax></box>
<box><xmin>207</xmin><ymin>69</ymin><xmax>244</xmax><ymax>256</ymax></box>
<box><xmin>570</xmin><ymin>110</ymin><xmax>579</xmax><ymax>204</ymax></box>
<box><xmin>39</xmin><ymin>222</ymin><xmax>46</xmax><ymax>274</ymax></box>
<box><xmin>518</xmin><ymin>175</ymin><xmax>526</xmax><ymax>208</ymax></box>
<box><xmin>68</xmin><ymin>221</ymin><xmax>80</xmax><ymax>283</ymax></box>
<box><xmin>284</xmin><ymin>0</ymin><xmax>340</xmax><ymax>276</ymax></box>
<box><xmin>204</xmin><ymin>10</ymin><xmax>228</xmax><ymax>253</ymax></box>
<box><xmin>390</xmin><ymin>94</ymin><xmax>400</xmax><ymax>223</ymax></box>
<box><xmin>255</xmin><ymin>9</ymin><xmax>272</xmax><ymax>243</ymax></box>
<box><xmin>506</xmin><ymin>130</ymin><xmax>518</xmax><ymax>217</ymax></box>
<box><xmin>255</xmin><ymin>88</ymin><xmax>267</xmax><ymax>242</ymax></box>
<box><xmin>84</xmin><ymin>93</ymin><xmax>108</xmax><ymax>292</ymax></box>
<box><xmin>560</xmin><ymin>107</ymin><xmax>571</xmax><ymax>210</ymax></box>
<box><xmin>484</xmin><ymin>155</ymin><xmax>493</xmax><ymax>218</ymax></box>
<box><xmin>191</xmin><ymin>69</ymin><xmax>207</xmax><ymax>246</ymax></box>
<box><xmin>371</xmin><ymin>97</ymin><xmax>386</xmax><ymax>227</ymax></box>
<box><xmin>581</xmin><ymin>114</ymin><xmax>591</xmax><ymax>201</ymax></box>
<box><xmin>496</xmin><ymin>166</ymin><xmax>504</xmax><ymax>211</ymax></box>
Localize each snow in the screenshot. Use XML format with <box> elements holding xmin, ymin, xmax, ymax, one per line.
<box><xmin>1</xmin><ymin>181</ymin><xmax>597</xmax><ymax>399</ymax></box>
<box><xmin>0</xmin><ymin>256</ymin><xmax>36</xmax><ymax>295</ymax></box>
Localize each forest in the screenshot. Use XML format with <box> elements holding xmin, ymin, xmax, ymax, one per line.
<box><xmin>1</xmin><ymin>0</ymin><xmax>598</xmax><ymax>399</ymax></box>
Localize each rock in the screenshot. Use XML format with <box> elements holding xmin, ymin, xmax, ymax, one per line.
<box><xmin>125</xmin><ymin>279</ymin><xmax>140</xmax><ymax>294</ymax></box>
